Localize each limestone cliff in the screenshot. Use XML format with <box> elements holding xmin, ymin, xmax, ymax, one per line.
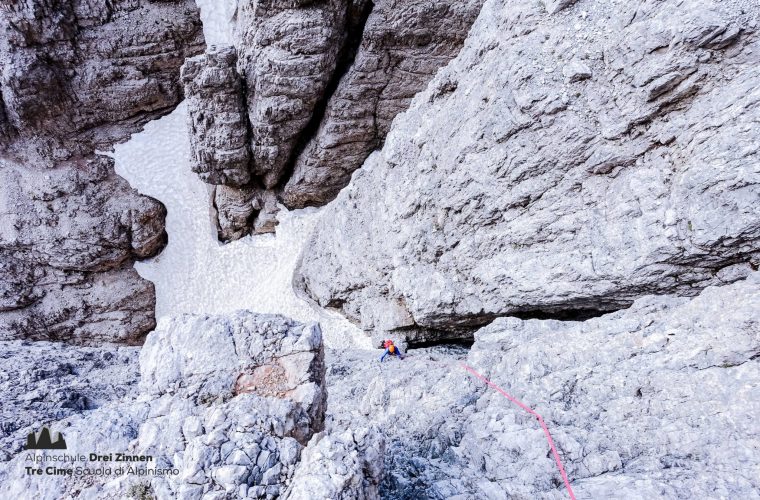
<box><xmin>1</xmin><ymin>1</ymin><xmax>759</xmax><ymax>499</ymax></box>
<box><xmin>183</xmin><ymin>0</ymin><xmax>484</xmax><ymax>241</ymax></box>
<box><xmin>296</xmin><ymin>0</ymin><xmax>760</xmax><ymax>342</ymax></box>
<box><xmin>0</xmin><ymin>0</ymin><xmax>205</xmax><ymax>343</ymax></box>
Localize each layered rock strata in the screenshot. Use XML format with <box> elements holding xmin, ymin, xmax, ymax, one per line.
<box><xmin>182</xmin><ymin>46</ymin><xmax>251</xmax><ymax>187</ymax></box>
<box><xmin>0</xmin><ymin>0</ymin><xmax>205</xmax><ymax>343</ymax></box>
<box><xmin>183</xmin><ymin>0</ymin><xmax>484</xmax><ymax>240</ymax></box>
<box><xmin>281</xmin><ymin>0</ymin><xmax>485</xmax><ymax>208</ymax></box>
<box><xmin>296</xmin><ymin>0</ymin><xmax>760</xmax><ymax>342</ymax></box>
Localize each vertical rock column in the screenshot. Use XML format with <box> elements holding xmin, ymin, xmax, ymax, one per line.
<box><xmin>182</xmin><ymin>45</ymin><xmax>276</xmax><ymax>241</ymax></box>
<box><xmin>182</xmin><ymin>46</ymin><xmax>252</xmax><ymax>187</ymax></box>
<box><xmin>235</xmin><ymin>0</ymin><xmax>350</xmax><ymax>189</ymax></box>
<box><xmin>281</xmin><ymin>0</ymin><xmax>486</xmax><ymax>208</ymax></box>
<box><xmin>185</xmin><ymin>1</ymin><xmax>350</xmax><ymax>241</ymax></box>
<box><xmin>186</xmin><ymin>0</ymin><xmax>486</xmax><ymax>240</ymax></box>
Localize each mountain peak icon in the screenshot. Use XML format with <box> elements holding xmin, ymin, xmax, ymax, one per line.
<box><xmin>26</xmin><ymin>427</ymin><xmax>67</xmax><ymax>450</ymax></box>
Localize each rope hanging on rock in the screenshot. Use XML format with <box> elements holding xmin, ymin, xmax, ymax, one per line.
<box><xmin>461</xmin><ymin>363</ymin><xmax>576</xmax><ymax>500</ymax></box>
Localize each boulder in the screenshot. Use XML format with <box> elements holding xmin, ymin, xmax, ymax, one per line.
<box><xmin>0</xmin><ymin>312</ymin><xmax>328</xmax><ymax>499</ymax></box>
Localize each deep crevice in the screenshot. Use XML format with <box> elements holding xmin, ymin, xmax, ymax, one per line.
<box><xmin>407</xmin><ymin>337</ymin><xmax>475</xmax><ymax>350</ymax></box>
<box><xmin>508</xmin><ymin>306</ymin><xmax>628</xmax><ymax>322</ymax></box>
<box><xmin>273</xmin><ymin>0</ymin><xmax>375</xmax><ymax>194</ymax></box>
<box><xmin>404</xmin><ymin>304</ymin><xmax>632</xmax><ymax>349</ymax></box>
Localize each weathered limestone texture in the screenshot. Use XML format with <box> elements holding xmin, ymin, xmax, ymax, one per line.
<box><xmin>0</xmin><ymin>0</ymin><xmax>205</xmax><ymax>343</ymax></box>
<box><xmin>0</xmin><ymin>340</ymin><xmax>140</xmax><ymax>462</ymax></box>
<box><xmin>284</xmin><ymin>427</ymin><xmax>384</xmax><ymax>500</ymax></box>
<box><xmin>186</xmin><ymin>0</ymin><xmax>484</xmax><ymax>239</ymax></box>
<box><xmin>0</xmin><ymin>280</ymin><xmax>757</xmax><ymax>498</ymax></box>
<box><xmin>0</xmin><ymin>312</ymin><xmax>328</xmax><ymax>499</ymax></box>
<box><xmin>235</xmin><ymin>0</ymin><xmax>350</xmax><ymax>190</ymax></box>
<box><xmin>281</xmin><ymin>0</ymin><xmax>485</xmax><ymax>208</ymax></box>
<box><xmin>0</xmin><ymin>0</ymin><xmax>204</xmax><ymax>160</ymax></box>
<box><xmin>324</xmin><ymin>275</ymin><xmax>760</xmax><ymax>498</ymax></box>
<box><xmin>296</xmin><ymin>0</ymin><xmax>760</xmax><ymax>342</ymax></box>
<box><xmin>182</xmin><ymin>46</ymin><xmax>252</xmax><ymax>187</ymax></box>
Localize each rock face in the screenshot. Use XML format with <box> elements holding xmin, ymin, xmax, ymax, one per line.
<box><xmin>0</xmin><ymin>341</ymin><xmax>140</xmax><ymax>462</ymax></box>
<box><xmin>235</xmin><ymin>0</ymin><xmax>349</xmax><ymax>190</ymax></box>
<box><xmin>543</xmin><ymin>0</ymin><xmax>579</xmax><ymax>15</ymax></box>
<box><xmin>184</xmin><ymin>0</ymin><xmax>484</xmax><ymax>240</ymax></box>
<box><xmin>0</xmin><ymin>0</ymin><xmax>204</xmax><ymax>159</ymax></box>
<box><xmin>1</xmin><ymin>283</ymin><xmax>756</xmax><ymax>499</ymax></box>
<box><xmin>324</xmin><ymin>274</ymin><xmax>760</xmax><ymax>499</ymax></box>
<box><xmin>284</xmin><ymin>428</ymin><xmax>384</xmax><ymax>500</ymax></box>
<box><xmin>0</xmin><ymin>312</ymin><xmax>329</xmax><ymax>499</ymax></box>
<box><xmin>0</xmin><ymin>0</ymin><xmax>205</xmax><ymax>343</ymax></box>
<box><xmin>296</xmin><ymin>0</ymin><xmax>760</xmax><ymax>342</ymax></box>
<box><xmin>182</xmin><ymin>46</ymin><xmax>251</xmax><ymax>187</ymax></box>
<box><xmin>139</xmin><ymin>312</ymin><xmax>327</xmax><ymax>444</ymax></box>
<box><xmin>281</xmin><ymin>0</ymin><xmax>485</xmax><ymax>208</ymax></box>
<box><xmin>0</xmin><ymin>158</ymin><xmax>167</xmax><ymax>344</ymax></box>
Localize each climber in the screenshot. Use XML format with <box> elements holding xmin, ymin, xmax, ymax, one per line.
<box><xmin>379</xmin><ymin>339</ymin><xmax>404</xmax><ymax>362</ymax></box>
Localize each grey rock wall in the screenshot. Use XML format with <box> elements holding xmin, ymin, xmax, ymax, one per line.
<box><xmin>185</xmin><ymin>0</ymin><xmax>484</xmax><ymax>240</ymax></box>
<box><xmin>235</xmin><ymin>0</ymin><xmax>349</xmax><ymax>190</ymax></box>
<box><xmin>323</xmin><ymin>274</ymin><xmax>760</xmax><ymax>498</ymax></box>
<box><xmin>0</xmin><ymin>0</ymin><xmax>205</xmax><ymax>343</ymax></box>
<box><xmin>281</xmin><ymin>0</ymin><xmax>485</xmax><ymax>208</ymax></box>
<box><xmin>0</xmin><ymin>157</ymin><xmax>167</xmax><ymax>343</ymax></box>
<box><xmin>182</xmin><ymin>46</ymin><xmax>252</xmax><ymax>187</ymax></box>
<box><xmin>0</xmin><ymin>0</ymin><xmax>204</xmax><ymax>160</ymax></box>
<box><xmin>296</xmin><ymin>0</ymin><xmax>760</xmax><ymax>342</ymax></box>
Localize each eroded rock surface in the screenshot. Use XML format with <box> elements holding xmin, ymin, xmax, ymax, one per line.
<box><xmin>182</xmin><ymin>46</ymin><xmax>251</xmax><ymax>187</ymax></box>
<box><xmin>0</xmin><ymin>341</ymin><xmax>140</xmax><ymax>462</ymax></box>
<box><xmin>235</xmin><ymin>0</ymin><xmax>349</xmax><ymax>190</ymax></box>
<box><xmin>284</xmin><ymin>427</ymin><xmax>384</xmax><ymax>500</ymax></box>
<box><xmin>1</xmin><ymin>281</ymin><xmax>757</xmax><ymax>498</ymax></box>
<box><xmin>281</xmin><ymin>0</ymin><xmax>485</xmax><ymax>208</ymax></box>
<box><xmin>296</xmin><ymin>0</ymin><xmax>760</xmax><ymax>341</ymax></box>
<box><xmin>324</xmin><ymin>274</ymin><xmax>760</xmax><ymax>498</ymax></box>
<box><xmin>0</xmin><ymin>312</ymin><xmax>328</xmax><ymax>499</ymax></box>
<box><xmin>0</xmin><ymin>157</ymin><xmax>167</xmax><ymax>344</ymax></box>
<box><xmin>0</xmin><ymin>0</ymin><xmax>205</xmax><ymax>343</ymax></box>
<box><xmin>0</xmin><ymin>0</ymin><xmax>204</xmax><ymax>160</ymax></box>
<box><xmin>186</xmin><ymin>0</ymin><xmax>484</xmax><ymax>240</ymax></box>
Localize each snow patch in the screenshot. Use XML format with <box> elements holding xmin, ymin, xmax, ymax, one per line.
<box><xmin>196</xmin><ymin>0</ymin><xmax>236</xmax><ymax>46</ymax></box>
<box><xmin>108</xmin><ymin>1</ymin><xmax>367</xmax><ymax>348</ymax></box>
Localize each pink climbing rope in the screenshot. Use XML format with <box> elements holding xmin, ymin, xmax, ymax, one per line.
<box><xmin>460</xmin><ymin>363</ymin><xmax>576</xmax><ymax>500</ymax></box>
